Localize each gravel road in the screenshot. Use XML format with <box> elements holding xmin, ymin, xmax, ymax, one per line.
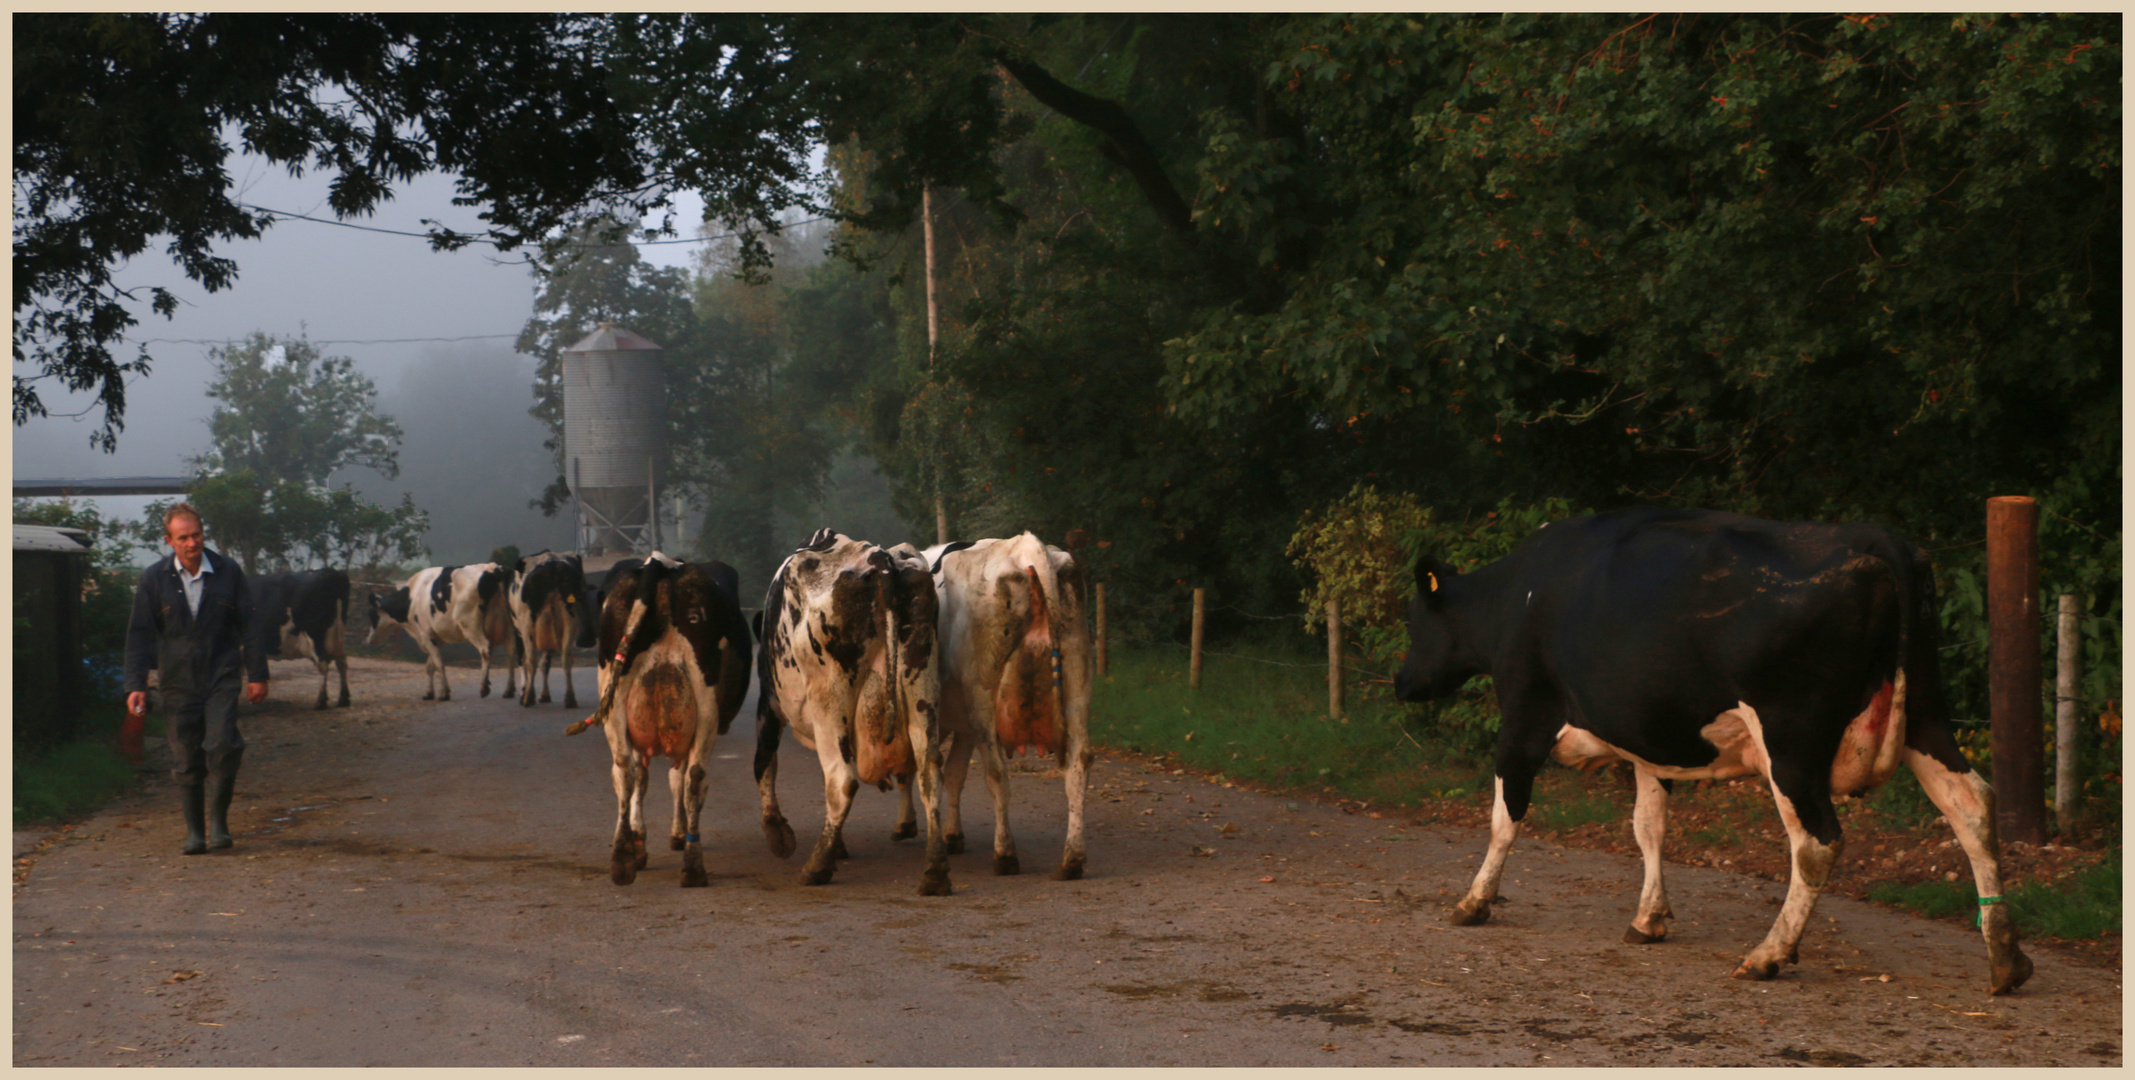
<box><xmin>13</xmin><ymin>656</ymin><xmax>2122</xmax><ymax>1066</ymax></box>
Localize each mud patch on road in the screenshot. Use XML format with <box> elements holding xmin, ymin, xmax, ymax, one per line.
<box><xmin>1272</xmin><ymin>1001</ymin><xmax>1374</xmax><ymax>1026</ymax></box>
<box><xmin>1777</xmin><ymin>1046</ymin><xmax>1874</xmax><ymax>1066</ymax></box>
<box><xmin>1101</xmin><ymin>979</ymin><xmax>1250</xmax><ymax>1003</ymax></box>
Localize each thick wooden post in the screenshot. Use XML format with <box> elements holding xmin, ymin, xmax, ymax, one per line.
<box><xmin>1189</xmin><ymin>588</ymin><xmax>1205</xmax><ymax>689</ymax></box>
<box><xmin>2055</xmin><ymin>593</ymin><xmax>2081</xmax><ymax>833</ymax></box>
<box><xmin>1986</xmin><ymin>496</ymin><xmax>2045</xmax><ymax>846</ymax></box>
<box><xmin>1327</xmin><ymin>599</ymin><xmax>1344</xmax><ymax>719</ymax></box>
<box><xmin>1095</xmin><ymin>582</ymin><xmax>1108</xmax><ymax>677</ymax></box>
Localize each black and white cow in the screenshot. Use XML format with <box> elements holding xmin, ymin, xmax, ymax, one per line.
<box><xmin>1393</xmin><ymin>507</ymin><xmax>2032</xmax><ymax>994</ymax></box>
<box><xmin>510</xmin><ymin>550</ymin><xmax>598</xmax><ymax>708</ymax></box>
<box><xmin>566</xmin><ymin>551</ymin><xmax>752</xmax><ymax>887</ymax></box>
<box><xmin>367</xmin><ymin>563</ymin><xmax>517</xmax><ymax>702</ymax></box>
<box><xmin>253</xmin><ymin>568</ymin><xmax>351</xmax><ymax>710</ymax></box>
<box><xmin>922</xmin><ymin>533</ymin><xmax>1095</xmax><ymax>880</ymax></box>
<box><xmin>753</xmin><ymin>529</ymin><xmax>951</xmax><ymax>895</ymax></box>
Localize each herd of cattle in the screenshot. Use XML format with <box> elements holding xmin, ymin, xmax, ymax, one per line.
<box><xmin>243</xmin><ymin>510</ymin><xmax>2033</xmax><ymax>996</ymax></box>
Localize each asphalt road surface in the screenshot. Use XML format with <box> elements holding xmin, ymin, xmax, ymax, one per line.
<box><xmin>13</xmin><ymin>656</ymin><xmax>2122</xmax><ymax>1066</ymax></box>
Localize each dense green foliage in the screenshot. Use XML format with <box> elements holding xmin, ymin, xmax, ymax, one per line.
<box><xmin>135</xmin><ymin>333</ymin><xmax>427</xmax><ymax>572</ymax></box>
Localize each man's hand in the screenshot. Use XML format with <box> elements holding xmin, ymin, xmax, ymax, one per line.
<box><xmin>245</xmin><ymin>682</ymin><xmax>268</xmax><ymax>704</ymax></box>
<box><xmin>127</xmin><ymin>691</ymin><xmax>147</xmax><ymax>716</ymax></box>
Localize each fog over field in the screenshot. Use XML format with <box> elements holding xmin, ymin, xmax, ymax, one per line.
<box><xmin>12</xmin><ymin>160</ymin><xmax>705</xmax><ymax>566</ymax></box>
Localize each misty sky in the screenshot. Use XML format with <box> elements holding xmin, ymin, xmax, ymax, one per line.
<box><xmin>13</xmin><ymin>157</ymin><xmax>704</xmax><ymax>565</ymax></box>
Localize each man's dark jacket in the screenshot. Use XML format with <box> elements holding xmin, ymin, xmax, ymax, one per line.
<box><xmin>124</xmin><ymin>548</ymin><xmax>270</xmax><ymax>701</ymax></box>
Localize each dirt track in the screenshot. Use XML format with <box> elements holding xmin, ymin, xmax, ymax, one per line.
<box><xmin>12</xmin><ymin>656</ymin><xmax>2122</xmax><ymax>1066</ymax></box>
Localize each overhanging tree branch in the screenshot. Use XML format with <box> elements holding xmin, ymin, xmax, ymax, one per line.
<box><xmin>994</xmin><ymin>54</ymin><xmax>1195</xmax><ymax>237</ymax></box>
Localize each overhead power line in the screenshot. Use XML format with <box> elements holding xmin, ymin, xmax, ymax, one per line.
<box><xmin>238</xmin><ymin>204</ymin><xmax>832</xmax><ymax>248</ymax></box>
<box><xmin>138</xmin><ymin>334</ymin><xmax>520</xmax><ymax>347</ymax></box>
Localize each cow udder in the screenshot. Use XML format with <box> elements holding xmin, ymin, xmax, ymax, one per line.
<box><xmin>624</xmin><ymin>665</ymin><xmax>701</xmax><ymax>764</ymax></box>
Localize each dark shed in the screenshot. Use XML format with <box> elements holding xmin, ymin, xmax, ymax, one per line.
<box><xmin>14</xmin><ymin>524</ymin><xmax>94</xmax><ymax>751</ymax></box>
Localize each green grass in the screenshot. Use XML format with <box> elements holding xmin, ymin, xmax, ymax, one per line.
<box><xmin>1090</xmin><ymin>639</ymin><xmax>1490</xmax><ymax>809</ymax></box>
<box><xmin>1527</xmin><ymin>786</ymin><xmax>1624</xmax><ymax>831</ymax></box>
<box><xmin>13</xmin><ymin>691</ymin><xmax>155</xmax><ymax>826</ymax></box>
<box><xmin>14</xmin><ymin>739</ymin><xmax>142</xmax><ymax>825</ymax></box>
<box><xmin>1865</xmin><ymin>851</ymin><xmax>2121</xmax><ymax>940</ymax></box>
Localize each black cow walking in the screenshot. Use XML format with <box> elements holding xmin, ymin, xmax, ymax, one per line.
<box><xmin>509</xmin><ymin>551</ymin><xmax>598</xmax><ymax>708</ymax></box>
<box><xmin>1393</xmin><ymin>507</ymin><xmax>2031</xmax><ymax>995</ymax></box>
<box><xmin>252</xmin><ymin>568</ymin><xmax>352</xmax><ymax>710</ymax></box>
<box><xmin>567</xmin><ymin>553</ymin><xmax>753</xmax><ymax>887</ymax></box>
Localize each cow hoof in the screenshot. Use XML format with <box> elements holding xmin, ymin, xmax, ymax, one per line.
<box><xmin>945</xmin><ymin>833</ymin><xmax>966</xmax><ymax>855</ymax></box>
<box><xmin>634</xmin><ymin>850</ymin><xmax>649</xmax><ymax>871</ymax></box>
<box><xmin>993</xmin><ymin>854</ymin><xmax>1021</xmax><ymax>876</ymax></box>
<box><xmin>540</xmin><ymin>691</ymin><xmax>552</xmax><ymax>703</ymax></box>
<box><xmin>611</xmin><ymin>860</ymin><xmax>637</xmax><ymax>886</ymax></box>
<box><xmin>422</xmin><ymin>691</ymin><xmax>436</xmax><ymax>701</ymax></box>
<box><xmin>1991</xmin><ymin>949</ymin><xmax>2034</xmax><ymax>996</ymax></box>
<box><xmin>480</xmin><ymin>684</ymin><xmax>491</xmax><ymax>698</ymax></box>
<box><xmin>1731</xmin><ymin>958</ymin><xmax>1780</xmax><ymax>982</ymax></box>
<box><xmin>182</xmin><ymin>837</ymin><xmax>208</xmax><ymax>856</ymax></box>
<box><xmin>891</xmin><ymin>822</ymin><xmax>917</xmax><ymax>841</ymax></box>
<box><xmin>763</xmin><ymin>817</ymin><xmax>797</xmax><ymax>859</ymax></box>
<box><xmin>314</xmin><ymin>698</ymin><xmax>328</xmax><ymax>711</ymax></box>
<box><xmin>918</xmin><ymin>870</ymin><xmax>952</xmax><ymax>897</ymax></box>
<box><xmin>1052</xmin><ymin>859</ymin><xmax>1085</xmax><ymax>882</ymax></box>
<box><xmin>800</xmin><ymin>864</ymin><xmax>835</xmax><ymax>887</ymax></box>
<box><xmin>565</xmin><ymin>694</ymin><xmax>578</xmax><ymax>709</ymax></box>
<box><xmin>1786</xmin><ymin>944</ymin><xmax>1800</xmax><ymax>965</ymax></box>
<box><xmin>1623</xmin><ymin>926</ymin><xmax>1666</xmax><ymax>945</ymax></box>
<box><xmin>338</xmin><ymin>694</ymin><xmax>350</xmax><ymax>707</ymax></box>
<box><xmin>1448</xmin><ymin>899</ymin><xmax>1491</xmax><ymax>926</ymax></box>
<box><xmin>670</xmin><ymin>836</ymin><xmax>686</xmax><ymax>851</ymax></box>
<box><xmin>681</xmin><ymin>869</ymin><xmax>709</xmax><ymax>888</ymax></box>
<box><xmin>830</xmin><ymin>836</ymin><xmax>851</xmax><ymax>861</ymax></box>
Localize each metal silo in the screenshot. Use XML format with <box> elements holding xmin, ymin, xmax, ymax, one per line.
<box><xmin>562</xmin><ymin>322</ymin><xmax>665</xmax><ymax>557</ymax></box>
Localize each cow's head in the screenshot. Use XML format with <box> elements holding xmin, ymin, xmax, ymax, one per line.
<box><xmin>1393</xmin><ymin>554</ymin><xmax>1473</xmax><ymax>703</ymax></box>
<box><xmin>367</xmin><ymin>587</ymin><xmax>411</xmax><ymax>645</ymax></box>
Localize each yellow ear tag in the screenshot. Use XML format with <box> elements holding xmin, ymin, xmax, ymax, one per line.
<box><xmin>1427</xmin><ymin>573</ymin><xmax>1440</xmax><ymax>593</ymax></box>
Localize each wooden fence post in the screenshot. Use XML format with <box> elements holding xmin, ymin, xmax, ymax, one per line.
<box><xmin>1095</xmin><ymin>582</ymin><xmax>1108</xmax><ymax>677</ymax></box>
<box><xmin>2056</xmin><ymin>593</ymin><xmax>2081</xmax><ymax>833</ymax></box>
<box><xmin>1327</xmin><ymin>599</ymin><xmax>1344</xmax><ymax>719</ymax></box>
<box><xmin>1986</xmin><ymin>495</ymin><xmax>2046</xmax><ymax>846</ymax></box>
<box><xmin>1189</xmin><ymin>587</ymin><xmax>1205</xmax><ymax>690</ymax></box>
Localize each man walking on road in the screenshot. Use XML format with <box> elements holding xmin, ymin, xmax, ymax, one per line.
<box><xmin>124</xmin><ymin>503</ymin><xmax>269</xmax><ymax>855</ymax></box>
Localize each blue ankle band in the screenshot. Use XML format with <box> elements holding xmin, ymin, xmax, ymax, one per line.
<box><xmin>684</xmin><ymin>833</ymin><xmax>699</xmax><ymax>844</ymax></box>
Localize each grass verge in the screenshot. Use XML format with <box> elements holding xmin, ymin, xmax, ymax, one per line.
<box><xmin>1090</xmin><ymin>639</ymin><xmax>1491</xmax><ymax>812</ymax></box>
<box><xmin>1865</xmin><ymin>852</ymin><xmax>2122</xmax><ymax>940</ymax></box>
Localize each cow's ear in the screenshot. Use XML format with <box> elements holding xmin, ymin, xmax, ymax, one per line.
<box><xmin>1413</xmin><ymin>554</ymin><xmax>1455</xmax><ymax>605</ymax></box>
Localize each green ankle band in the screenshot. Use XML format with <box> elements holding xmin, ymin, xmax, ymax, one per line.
<box><xmin>1975</xmin><ymin>895</ymin><xmax>2002</xmax><ymax>926</ymax></box>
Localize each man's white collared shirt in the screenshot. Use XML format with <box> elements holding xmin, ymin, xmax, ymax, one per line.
<box><xmin>178</xmin><ymin>556</ymin><xmax>213</xmax><ymax>618</ymax></box>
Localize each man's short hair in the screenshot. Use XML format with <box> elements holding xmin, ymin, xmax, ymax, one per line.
<box><xmin>163</xmin><ymin>502</ymin><xmax>203</xmax><ymax>536</ymax></box>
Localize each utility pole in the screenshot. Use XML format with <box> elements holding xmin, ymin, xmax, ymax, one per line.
<box><xmin>924</xmin><ymin>184</ymin><xmax>948</xmax><ymax>546</ymax></box>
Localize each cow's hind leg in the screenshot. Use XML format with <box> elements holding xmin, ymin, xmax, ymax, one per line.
<box><xmin>1055</xmin><ymin>734</ymin><xmax>1093</xmax><ymax>882</ymax></box>
<box><xmin>609</xmin><ymin>756</ymin><xmax>641</xmax><ymax>886</ymax></box>
<box><xmin>1625</xmin><ymin>767</ymin><xmax>1674</xmax><ymax>943</ymax></box>
<box><xmin>941</xmin><ymin>731</ymin><xmax>975</xmax><ymax>854</ymax></box>
<box><xmin>679</xmin><ymin>761</ymin><xmax>710</xmax><ymax>888</ymax></box>
<box><xmin>1736</xmin><ymin>748</ymin><xmax>1842</xmax><ymax>981</ymax></box>
<box><xmin>540</xmin><ymin>652</ymin><xmax>554</xmax><ymax>703</ymax></box>
<box><xmin>891</xmin><ymin>775</ymin><xmax>917</xmax><ymax>841</ymax></box>
<box><xmin>312</xmin><ymin>655</ymin><xmax>331</xmax><ymax>711</ymax></box>
<box><xmin>801</xmin><ymin>754</ymin><xmax>860</xmax><ymax>886</ymax></box>
<box><xmin>669</xmin><ymin>761</ymin><xmax>690</xmax><ymax>850</ymax></box>
<box><xmin>977</xmin><ymin>736</ymin><xmax>1021</xmax><ymax>876</ymax></box>
<box><xmin>333</xmin><ymin>652</ymin><xmax>350</xmax><ymax>707</ymax></box>
<box><xmin>1905</xmin><ymin>741</ymin><xmax>2032</xmax><ymax>994</ymax></box>
<box><xmin>562</xmin><ymin>645</ymin><xmax>578</xmax><ymax>709</ymax></box>
<box><xmin>755</xmin><ymin>715</ymin><xmax>797</xmax><ymax>858</ymax></box>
